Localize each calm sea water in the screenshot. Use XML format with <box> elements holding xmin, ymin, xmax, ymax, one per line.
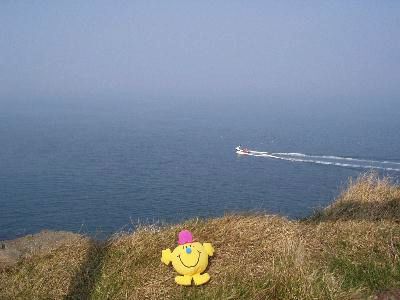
<box><xmin>1</xmin><ymin>97</ymin><xmax>399</xmax><ymax>240</ymax></box>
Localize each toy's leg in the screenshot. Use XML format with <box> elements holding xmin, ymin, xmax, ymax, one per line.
<box><xmin>175</xmin><ymin>275</ymin><xmax>192</xmax><ymax>286</ymax></box>
<box><xmin>193</xmin><ymin>273</ymin><xmax>210</xmax><ymax>285</ymax></box>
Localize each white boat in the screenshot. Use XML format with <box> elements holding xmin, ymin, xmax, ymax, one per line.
<box><xmin>235</xmin><ymin>145</ymin><xmax>251</xmax><ymax>155</ymax></box>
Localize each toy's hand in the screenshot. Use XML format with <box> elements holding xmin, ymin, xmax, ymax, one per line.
<box><xmin>161</xmin><ymin>248</ymin><xmax>172</xmax><ymax>265</ymax></box>
<box><xmin>203</xmin><ymin>243</ymin><xmax>214</xmax><ymax>256</ymax></box>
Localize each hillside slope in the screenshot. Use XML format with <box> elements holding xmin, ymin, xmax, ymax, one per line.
<box><xmin>1</xmin><ymin>173</ymin><xmax>400</xmax><ymax>299</ymax></box>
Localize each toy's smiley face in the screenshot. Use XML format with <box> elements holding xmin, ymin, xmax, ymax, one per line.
<box><xmin>171</xmin><ymin>242</ymin><xmax>209</xmax><ymax>275</ymax></box>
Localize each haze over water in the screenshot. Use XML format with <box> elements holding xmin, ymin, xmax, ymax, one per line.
<box><xmin>1</xmin><ymin>2</ymin><xmax>400</xmax><ymax>239</ymax></box>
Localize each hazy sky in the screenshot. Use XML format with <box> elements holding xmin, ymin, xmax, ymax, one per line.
<box><xmin>1</xmin><ymin>1</ymin><xmax>399</xmax><ymax>99</ymax></box>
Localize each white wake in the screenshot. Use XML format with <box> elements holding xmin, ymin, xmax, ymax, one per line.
<box><xmin>240</xmin><ymin>149</ymin><xmax>400</xmax><ymax>172</ymax></box>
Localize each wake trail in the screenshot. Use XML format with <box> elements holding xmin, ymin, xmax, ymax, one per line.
<box><xmin>243</xmin><ymin>150</ymin><xmax>400</xmax><ymax>172</ymax></box>
<box><xmin>273</xmin><ymin>152</ymin><xmax>400</xmax><ymax>165</ymax></box>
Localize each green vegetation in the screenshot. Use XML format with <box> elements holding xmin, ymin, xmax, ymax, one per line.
<box><xmin>1</xmin><ymin>172</ymin><xmax>400</xmax><ymax>299</ymax></box>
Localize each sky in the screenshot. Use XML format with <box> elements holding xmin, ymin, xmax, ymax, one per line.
<box><xmin>1</xmin><ymin>1</ymin><xmax>400</xmax><ymax>100</ymax></box>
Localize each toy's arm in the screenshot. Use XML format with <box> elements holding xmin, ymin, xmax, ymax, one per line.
<box><xmin>161</xmin><ymin>248</ymin><xmax>172</xmax><ymax>265</ymax></box>
<box><xmin>203</xmin><ymin>243</ymin><xmax>214</xmax><ymax>256</ymax></box>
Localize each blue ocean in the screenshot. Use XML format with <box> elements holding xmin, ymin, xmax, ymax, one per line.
<box><xmin>1</xmin><ymin>97</ymin><xmax>399</xmax><ymax>240</ymax></box>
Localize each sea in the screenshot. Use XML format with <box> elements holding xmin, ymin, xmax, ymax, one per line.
<box><xmin>1</xmin><ymin>96</ymin><xmax>399</xmax><ymax>240</ymax></box>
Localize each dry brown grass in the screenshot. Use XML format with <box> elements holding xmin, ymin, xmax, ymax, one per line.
<box><xmin>1</xmin><ymin>173</ymin><xmax>400</xmax><ymax>299</ymax></box>
<box><xmin>311</xmin><ymin>172</ymin><xmax>400</xmax><ymax>222</ymax></box>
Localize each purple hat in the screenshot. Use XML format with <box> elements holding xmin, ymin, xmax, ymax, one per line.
<box><xmin>178</xmin><ymin>230</ymin><xmax>193</xmax><ymax>245</ymax></box>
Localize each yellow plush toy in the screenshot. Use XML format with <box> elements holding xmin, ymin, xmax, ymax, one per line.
<box><xmin>161</xmin><ymin>230</ymin><xmax>214</xmax><ymax>286</ymax></box>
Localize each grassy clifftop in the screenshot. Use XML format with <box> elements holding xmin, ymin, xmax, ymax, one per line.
<box><xmin>1</xmin><ymin>173</ymin><xmax>400</xmax><ymax>299</ymax></box>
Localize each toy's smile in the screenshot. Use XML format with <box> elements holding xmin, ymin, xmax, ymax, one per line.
<box><xmin>178</xmin><ymin>250</ymin><xmax>201</xmax><ymax>268</ymax></box>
